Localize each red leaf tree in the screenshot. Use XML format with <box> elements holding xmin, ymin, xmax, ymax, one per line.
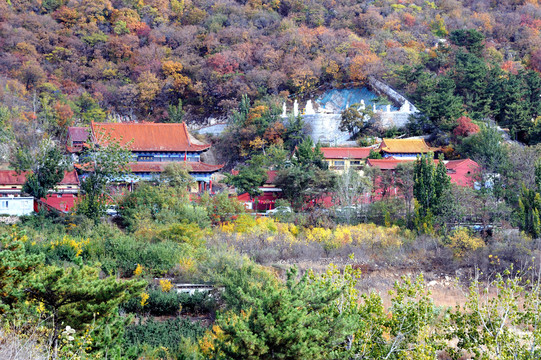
<box><xmin>453</xmin><ymin>116</ymin><xmax>480</xmax><ymax>137</ymax></box>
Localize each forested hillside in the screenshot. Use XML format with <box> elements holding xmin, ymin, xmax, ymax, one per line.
<box><xmin>6</xmin><ymin>1</ymin><xmax>541</xmax><ymax>358</ymax></box>
<box><xmin>3</xmin><ymin>0</ymin><xmax>541</xmax><ymax>125</ymax></box>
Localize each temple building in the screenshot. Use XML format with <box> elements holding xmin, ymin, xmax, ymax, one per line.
<box><xmin>320</xmin><ymin>147</ymin><xmax>372</xmax><ymax>173</ymax></box>
<box><xmin>0</xmin><ymin>170</ymin><xmax>80</xmax><ymax>213</ymax></box>
<box><xmin>378</xmin><ymin>138</ymin><xmax>439</xmax><ymax>159</ymax></box>
<box><xmin>66</xmin><ymin>126</ymin><xmax>90</xmax><ymax>154</ymax></box>
<box><xmin>234</xmin><ymin>170</ymin><xmax>283</xmax><ymax>211</ymax></box>
<box><xmin>88</xmin><ymin>122</ymin><xmax>223</xmax><ymax>191</ymax></box>
<box><xmin>366</xmin><ymin>158</ymin><xmax>480</xmax><ymax>188</ymax></box>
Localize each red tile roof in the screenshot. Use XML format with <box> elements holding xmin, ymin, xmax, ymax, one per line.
<box><xmin>59</xmin><ymin>170</ymin><xmax>80</xmax><ymax>185</ymax></box>
<box><xmin>266</xmin><ymin>170</ymin><xmax>277</xmax><ymax>184</ymax></box>
<box><xmin>367</xmin><ymin>158</ymin><xmax>443</xmax><ymax>170</ymax></box>
<box><xmin>445</xmin><ymin>159</ymin><xmax>480</xmax><ymax>187</ymax></box>
<box><xmin>91</xmin><ymin>122</ymin><xmax>210</xmax><ymax>152</ymax></box>
<box><xmin>368</xmin><ymin>158</ymin><xmax>479</xmax><ymax>188</ymax></box>
<box><xmin>231</xmin><ymin>169</ymin><xmax>277</xmax><ymax>184</ymax></box>
<box><xmin>0</xmin><ymin>170</ymin><xmax>79</xmax><ymax>186</ymax></box>
<box><xmin>320</xmin><ymin>147</ymin><xmax>372</xmax><ymax>159</ymax></box>
<box><xmin>42</xmin><ymin>194</ymin><xmax>78</xmax><ymax>213</ymax></box>
<box><xmin>0</xmin><ymin>171</ymin><xmax>30</xmax><ymax>185</ymax></box>
<box><xmin>445</xmin><ymin>159</ymin><xmax>475</xmax><ymax>170</ymax></box>
<box><xmin>74</xmin><ymin>163</ymin><xmax>90</xmax><ymax>171</ymax></box>
<box><xmin>68</xmin><ymin>127</ymin><xmax>90</xmax><ymax>142</ymax></box>
<box><xmin>366</xmin><ymin>158</ymin><xmax>416</xmax><ymax>170</ymax></box>
<box><xmin>130</xmin><ymin>161</ymin><xmax>223</xmax><ymax>173</ymax></box>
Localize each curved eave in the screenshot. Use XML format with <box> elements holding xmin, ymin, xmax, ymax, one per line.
<box><xmin>129</xmin><ymin>161</ymin><xmax>223</xmax><ymax>173</ymax></box>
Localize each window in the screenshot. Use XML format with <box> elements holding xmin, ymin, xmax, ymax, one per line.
<box><xmin>0</xmin><ymin>200</ymin><xmax>7</xmax><ymax>208</ymax></box>
<box><xmin>350</xmin><ymin>160</ymin><xmax>363</xmax><ymax>169</ymax></box>
<box><xmin>331</xmin><ymin>161</ymin><xmax>345</xmax><ymax>170</ymax></box>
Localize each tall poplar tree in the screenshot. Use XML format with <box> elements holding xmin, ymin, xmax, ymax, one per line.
<box><xmin>413</xmin><ymin>153</ymin><xmax>436</xmax><ymax>218</ymax></box>
<box><xmin>434</xmin><ymin>154</ymin><xmax>451</xmax><ymax>210</ymax></box>
<box><xmin>518</xmin><ymin>186</ymin><xmax>541</xmax><ymax>238</ymax></box>
<box><xmin>413</xmin><ymin>153</ymin><xmax>451</xmax><ymax>220</ymax></box>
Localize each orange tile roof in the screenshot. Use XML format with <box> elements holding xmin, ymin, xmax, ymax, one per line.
<box><xmin>379</xmin><ymin>138</ymin><xmax>439</xmax><ymax>154</ymax></box>
<box><xmin>91</xmin><ymin>122</ymin><xmax>211</xmax><ymax>152</ymax></box>
<box><xmin>130</xmin><ymin>161</ymin><xmax>223</xmax><ymax>173</ymax></box>
<box><xmin>320</xmin><ymin>147</ymin><xmax>372</xmax><ymax>159</ymax></box>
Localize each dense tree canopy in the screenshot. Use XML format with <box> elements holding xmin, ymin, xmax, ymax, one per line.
<box><xmin>1</xmin><ymin>0</ymin><xmax>541</xmax><ymax>128</ymax></box>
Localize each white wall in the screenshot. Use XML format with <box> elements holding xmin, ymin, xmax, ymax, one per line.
<box><xmin>0</xmin><ymin>197</ymin><xmax>34</xmax><ymax>216</ymax></box>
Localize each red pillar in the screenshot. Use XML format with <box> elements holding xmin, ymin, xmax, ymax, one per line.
<box><xmin>209</xmin><ymin>180</ymin><xmax>212</xmax><ymax>193</ymax></box>
<box><xmin>198</xmin><ymin>182</ymin><xmax>202</xmax><ymax>193</ymax></box>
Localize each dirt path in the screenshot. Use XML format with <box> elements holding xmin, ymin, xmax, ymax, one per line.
<box><xmin>271</xmin><ymin>260</ymin><xmax>471</xmax><ymax>308</ymax></box>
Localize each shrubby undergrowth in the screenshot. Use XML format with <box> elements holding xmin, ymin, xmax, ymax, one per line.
<box><xmin>3</xmin><ymin>182</ymin><xmax>541</xmax><ymax>359</ymax></box>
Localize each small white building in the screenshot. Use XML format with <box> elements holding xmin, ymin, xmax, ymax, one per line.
<box><xmin>0</xmin><ymin>197</ymin><xmax>34</xmax><ymax>216</ymax></box>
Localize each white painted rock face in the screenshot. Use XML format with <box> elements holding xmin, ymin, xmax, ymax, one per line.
<box><xmin>400</xmin><ymin>101</ymin><xmax>411</xmax><ymax>113</ymax></box>
<box><xmin>305</xmin><ymin>100</ymin><xmax>315</xmax><ymax>115</ymax></box>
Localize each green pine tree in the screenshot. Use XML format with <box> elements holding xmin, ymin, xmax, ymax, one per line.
<box><xmin>24</xmin><ymin>264</ymin><xmax>145</xmax><ymax>353</ymax></box>
<box><xmin>0</xmin><ymin>232</ymin><xmax>43</xmax><ymax>314</ymax></box>
<box><xmin>166</xmin><ymin>99</ymin><xmax>185</xmax><ymax>123</ymax></box>
<box><xmin>205</xmin><ymin>265</ymin><xmax>354</xmax><ymax>360</ymax></box>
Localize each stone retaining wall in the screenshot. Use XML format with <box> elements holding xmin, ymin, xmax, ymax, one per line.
<box><xmin>0</xmin><ymin>216</ymin><xmax>20</xmax><ymax>224</ymax></box>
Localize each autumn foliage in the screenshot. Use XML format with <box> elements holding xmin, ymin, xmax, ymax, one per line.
<box><xmin>453</xmin><ymin>116</ymin><xmax>480</xmax><ymax>137</ymax></box>
<box><xmin>1</xmin><ymin>0</ymin><xmax>541</xmax><ymax>122</ymax></box>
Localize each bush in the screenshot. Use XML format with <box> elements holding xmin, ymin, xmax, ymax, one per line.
<box><xmin>19</xmin><ymin>211</ymin><xmax>66</xmax><ymax>233</ymax></box>
<box><xmin>98</xmin><ymin>236</ymin><xmax>184</xmax><ymax>276</ymax></box>
<box><xmin>198</xmin><ymin>191</ymin><xmax>245</xmax><ymax>224</ymax></box>
<box><xmin>157</xmin><ymin>221</ymin><xmax>207</xmax><ymax>247</ymax></box>
<box><xmin>26</xmin><ymin>235</ymin><xmax>89</xmax><ymax>265</ymax></box>
<box><xmin>124</xmin><ymin>318</ymin><xmax>207</xmax><ymax>359</ymax></box>
<box><xmin>366</xmin><ymin>198</ymin><xmax>407</xmax><ymax>226</ymax></box>
<box><xmin>149</xmin><ymin>289</ymin><xmax>180</xmax><ymax>316</ymax></box>
<box><xmin>178</xmin><ymin>291</ymin><xmax>217</xmax><ymax>315</ymax></box>
<box><xmin>118</xmin><ymin>184</ymin><xmax>210</xmax><ymax>231</ymax></box>
<box><xmin>447</xmin><ymin>227</ymin><xmax>485</xmax><ymax>258</ymax></box>
<box><xmin>122</xmin><ymin>288</ymin><xmax>216</xmax><ymax>316</ymax></box>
